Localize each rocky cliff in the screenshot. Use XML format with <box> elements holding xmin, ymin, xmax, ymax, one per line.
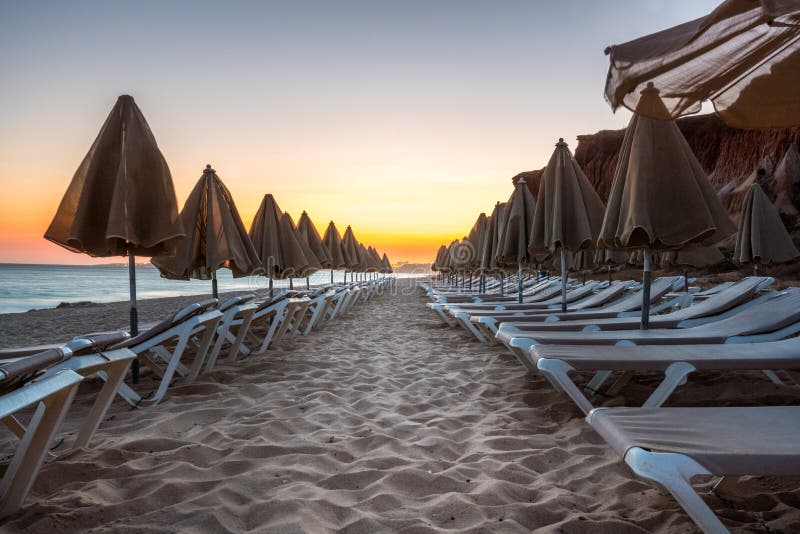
<box><xmin>514</xmin><ymin>114</ymin><xmax>800</xmax><ymax>229</ymax></box>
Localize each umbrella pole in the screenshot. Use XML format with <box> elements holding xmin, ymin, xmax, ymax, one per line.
<box><xmin>128</xmin><ymin>250</ymin><xmax>140</xmax><ymax>383</ymax></box>
<box><xmin>517</xmin><ymin>263</ymin><xmax>523</xmax><ymax>304</ymax></box>
<box><xmin>289</xmin><ymin>278</ymin><xmax>294</xmax><ymax>290</ymax></box>
<box><xmin>480</xmin><ymin>271</ymin><xmax>485</xmax><ymax>294</ymax></box>
<box><xmin>269</xmin><ymin>276</ymin><xmax>274</xmax><ymax>299</ymax></box>
<box><xmin>607</xmin><ymin>266</ymin><xmax>612</xmax><ymax>284</ymax></box>
<box><xmin>684</xmin><ymin>268</ymin><xmax>689</xmax><ymax>293</ymax></box>
<box><xmin>641</xmin><ymin>248</ymin><xmax>651</xmax><ymax>330</ymax></box>
<box><xmin>560</xmin><ymin>249</ymin><xmax>568</xmax><ymax>313</ymax></box>
<box><xmin>331</xmin><ymin>269</ymin><xmax>334</xmax><ymax>285</ymax></box>
<box><xmin>306</xmin><ymin>276</ymin><xmax>310</xmax><ymax>290</ymax></box>
<box><xmin>499</xmin><ymin>272</ymin><xmax>504</xmax><ymax>296</ymax></box>
<box><xmin>211</xmin><ymin>270</ymin><xmax>218</xmax><ymax>299</ymax></box>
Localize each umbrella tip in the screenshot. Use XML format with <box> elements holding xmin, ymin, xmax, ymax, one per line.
<box><xmin>204</xmin><ymin>164</ymin><xmax>215</xmax><ymax>173</ymax></box>
<box><xmin>557</xmin><ymin>137</ymin><xmax>567</xmax><ymax>147</ymax></box>
<box><xmin>118</xmin><ymin>94</ymin><xmax>134</xmax><ymax>101</ymax></box>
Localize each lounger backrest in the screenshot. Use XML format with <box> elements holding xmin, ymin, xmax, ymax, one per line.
<box><xmin>67</xmin><ymin>331</ymin><xmax>131</xmax><ymax>354</ymax></box>
<box><xmin>605</xmin><ymin>276</ymin><xmax>677</xmax><ymax>312</ymax></box>
<box><xmin>114</xmin><ymin>298</ymin><xmax>219</xmax><ymax>349</ymax></box>
<box><xmin>667</xmin><ymin>276</ymin><xmax>773</xmax><ymax>320</ymax></box>
<box><xmin>573</xmin><ymin>281</ymin><xmax>630</xmax><ymax>308</ymax></box>
<box><xmin>0</xmin><ymin>348</ymin><xmax>70</xmax><ymax>394</ymax></box>
<box><xmin>701</xmin><ymin>288</ymin><xmax>800</xmax><ymax>336</ymax></box>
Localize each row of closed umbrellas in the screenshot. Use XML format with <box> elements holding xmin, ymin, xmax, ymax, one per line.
<box><xmin>43</xmin><ymin>95</ymin><xmax>392</xmax><ymax>380</ymax></box>
<box><xmin>432</xmin><ymin>85</ymin><xmax>798</xmax><ymax>327</ymax></box>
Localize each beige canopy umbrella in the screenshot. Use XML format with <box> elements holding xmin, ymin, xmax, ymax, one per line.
<box><xmin>734</xmin><ymin>182</ymin><xmax>799</xmax><ymax>274</ymax></box>
<box><xmin>322</xmin><ymin>222</ymin><xmax>347</xmax><ymax>283</ymax></box>
<box><xmin>45</xmin><ymin>95</ymin><xmax>184</xmax><ymax>381</ymax></box>
<box><xmin>529</xmin><ymin>138</ymin><xmax>606</xmax><ymax>311</ymax></box>
<box><xmin>497</xmin><ymin>178</ymin><xmax>536</xmax><ymax>303</ymax></box>
<box><xmin>151</xmin><ymin>165</ymin><xmax>261</xmax><ymax>297</ymax></box>
<box><xmin>599</xmin><ymin>84</ymin><xmax>736</xmax><ymax>327</ymax></box>
<box><xmin>249</xmin><ymin>194</ymin><xmax>314</xmax><ymax>296</ymax></box>
<box><xmin>604</xmin><ymin>0</ymin><xmax>800</xmax><ymax>128</ymax></box>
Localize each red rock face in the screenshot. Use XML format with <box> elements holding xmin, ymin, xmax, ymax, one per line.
<box><xmin>513</xmin><ymin>114</ymin><xmax>800</xmax><ymax>230</ymax></box>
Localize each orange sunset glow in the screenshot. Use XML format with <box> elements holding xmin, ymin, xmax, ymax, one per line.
<box><xmin>0</xmin><ymin>1</ymin><xmax>719</xmax><ymax>266</ymax></box>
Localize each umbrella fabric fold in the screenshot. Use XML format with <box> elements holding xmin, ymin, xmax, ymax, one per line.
<box><xmin>151</xmin><ymin>165</ymin><xmax>261</xmax><ymax>295</ymax></box>
<box><xmin>604</xmin><ymin>0</ymin><xmax>800</xmax><ymax>128</ymax></box>
<box><xmin>322</xmin><ymin>221</ymin><xmax>347</xmax><ymax>284</ymax></box>
<box><xmin>282</xmin><ymin>212</ymin><xmax>322</xmax><ymax>278</ymax></box>
<box><xmin>529</xmin><ymin>138</ymin><xmax>606</xmax><ymax>311</ymax></box>
<box><xmin>340</xmin><ymin>226</ymin><xmax>365</xmax><ymax>275</ymax></box>
<box><xmin>734</xmin><ymin>182</ymin><xmax>800</xmax><ymax>272</ymax></box>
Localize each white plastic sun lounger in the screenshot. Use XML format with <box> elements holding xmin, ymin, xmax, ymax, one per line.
<box><xmin>111</xmin><ymin>300</ymin><xmax>223</xmax><ymax>407</ymax></box>
<box><xmin>498</xmin><ymin>288</ymin><xmax>800</xmax><ymax>372</ymax></box>
<box><xmin>0</xmin><ymin>370</ymin><xmax>83</xmax><ymax>518</ymax></box>
<box><xmin>532</xmin><ymin>337</ymin><xmax>800</xmax><ymax>415</ymax></box>
<box><xmin>456</xmin><ymin>281</ymin><xmax>634</xmax><ymax>342</ymax></box>
<box><xmin>587</xmin><ymin>406</ymin><xmax>800</xmax><ymax>534</ymax></box>
<box><xmin>496</xmin><ymin>276</ymin><xmax>774</xmax><ymax>336</ymax></box>
<box><xmin>467</xmin><ymin>276</ymin><xmax>686</xmax><ymax>334</ymax></box>
<box><xmin>0</xmin><ymin>333</ymin><xmax>136</xmax><ymax>450</ymax></box>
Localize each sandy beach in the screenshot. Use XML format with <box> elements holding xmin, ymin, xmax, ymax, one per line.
<box><xmin>0</xmin><ymin>278</ymin><xmax>799</xmax><ymax>532</ymax></box>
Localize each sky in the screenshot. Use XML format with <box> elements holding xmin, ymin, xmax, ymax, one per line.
<box><xmin>0</xmin><ymin>0</ymin><xmax>720</xmax><ymax>265</ymax></box>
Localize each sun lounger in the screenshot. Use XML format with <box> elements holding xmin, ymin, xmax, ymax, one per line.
<box><xmin>470</xmin><ymin>276</ymin><xmax>686</xmax><ymax>338</ymax></box>
<box><xmin>110</xmin><ymin>299</ymin><xmax>223</xmax><ymax>407</ymax></box>
<box><xmin>497</xmin><ymin>276</ymin><xmax>773</xmax><ymax>338</ymax></box>
<box><xmin>498</xmin><ymin>288</ymin><xmax>800</xmax><ymax>371</ymax></box>
<box><xmin>0</xmin><ymin>332</ymin><xmax>136</xmax><ymax>449</ymax></box>
<box><xmin>456</xmin><ymin>281</ymin><xmax>633</xmax><ymax>342</ymax></box>
<box><xmin>0</xmin><ymin>370</ymin><xmax>83</xmax><ymax>518</ymax></box>
<box><xmin>533</xmin><ymin>337</ymin><xmax>800</xmax><ymax>414</ymax></box>
<box><xmin>587</xmin><ymin>406</ymin><xmax>800</xmax><ymax>533</ymax></box>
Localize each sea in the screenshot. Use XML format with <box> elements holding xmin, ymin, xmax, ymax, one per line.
<box><xmin>0</xmin><ymin>263</ymin><xmax>388</xmax><ymax>314</ymax></box>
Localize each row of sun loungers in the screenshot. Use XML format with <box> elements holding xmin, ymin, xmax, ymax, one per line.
<box><xmin>0</xmin><ymin>277</ymin><xmax>391</xmax><ymax>517</ymax></box>
<box><xmin>421</xmin><ymin>274</ymin><xmax>799</xmax><ymax>533</ymax></box>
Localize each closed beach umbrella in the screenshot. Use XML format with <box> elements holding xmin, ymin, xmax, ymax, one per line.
<box><xmin>467</xmin><ymin>213</ymin><xmax>488</xmax><ymax>290</ymax></box>
<box><xmin>322</xmin><ymin>221</ymin><xmax>347</xmax><ymax>283</ymax></box>
<box><xmin>529</xmin><ymin>138</ymin><xmax>605</xmax><ymax>311</ymax></box>
<box><xmin>152</xmin><ymin>165</ymin><xmax>261</xmax><ymax>298</ymax></box>
<box><xmin>497</xmin><ymin>178</ymin><xmax>536</xmax><ymax>303</ymax></box>
<box><xmin>381</xmin><ymin>252</ymin><xmax>393</xmax><ymax>274</ymax></box>
<box><xmin>341</xmin><ymin>225</ymin><xmax>364</xmax><ymax>281</ymax></box>
<box><xmin>297</xmin><ymin>212</ymin><xmax>332</xmax><ymax>268</ymax></box>
<box><xmin>249</xmin><ymin>194</ymin><xmax>312</xmax><ymax>296</ymax></box>
<box><xmin>45</xmin><ymin>94</ymin><xmax>185</xmax><ymax>381</ymax></box>
<box><xmin>432</xmin><ymin>244</ymin><xmax>448</xmax><ymax>275</ymax></box>
<box><xmin>598</xmin><ymin>84</ymin><xmax>736</xmax><ymax>328</ymax></box>
<box><xmin>480</xmin><ymin>202</ymin><xmax>508</xmax><ymax>292</ymax></box>
<box><xmin>734</xmin><ymin>182</ymin><xmax>800</xmax><ymax>273</ymax></box>
<box><xmin>297</xmin><ymin>211</ymin><xmax>330</xmax><ymax>288</ymax></box>
<box><xmin>604</xmin><ymin>0</ymin><xmax>800</xmax><ymax>128</ymax></box>
<box><xmin>282</xmin><ymin>212</ymin><xmax>321</xmax><ymax>287</ymax></box>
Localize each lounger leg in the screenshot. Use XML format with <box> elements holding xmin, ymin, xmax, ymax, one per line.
<box><xmin>506</xmin><ymin>337</ymin><xmax>537</xmax><ymax>371</ymax></box>
<box><xmin>537</xmin><ymin>358</ymin><xmax>595</xmax><ymax>414</ymax></box>
<box><xmin>430</xmin><ymin>304</ymin><xmax>456</xmax><ymax>327</ymax></box>
<box><xmin>453</xmin><ymin>312</ymin><xmax>487</xmax><ymax>343</ymax></box>
<box><xmin>643</xmin><ymin>362</ymin><xmax>696</xmax><ymax>408</ymax></box>
<box><xmin>72</xmin><ymin>356</ymin><xmax>133</xmax><ymax>449</ymax></box>
<box><xmin>606</xmin><ymin>371</ymin><xmax>635</xmax><ymax>396</ymax></box>
<box><xmin>0</xmin><ymin>372</ymin><xmax>82</xmax><ymax>518</ymax></box>
<box><xmin>226</xmin><ymin>312</ymin><xmax>255</xmax><ymax>362</ymax></box>
<box><xmin>624</xmin><ymin>447</ymin><xmax>726</xmax><ymax>534</ymax></box>
<box><xmin>584</xmin><ymin>371</ymin><xmax>613</xmax><ymax>395</ymax></box>
<box><xmin>138</xmin><ymin>333</ymin><xmax>192</xmax><ymax>407</ymax></box>
<box><xmin>187</xmin><ymin>323</ymin><xmax>217</xmax><ymax>381</ymax></box>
